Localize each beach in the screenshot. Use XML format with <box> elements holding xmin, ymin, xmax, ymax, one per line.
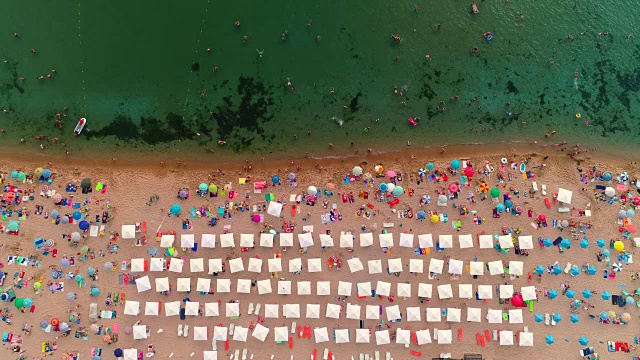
<box><xmin>1</xmin><ymin>147</ymin><xmax>639</xmax><ymax>360</ymax></box>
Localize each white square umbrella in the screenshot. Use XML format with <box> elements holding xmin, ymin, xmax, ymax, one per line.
<box><xmin>426</xmin><ymin>307</ymin><xmax>441</xmax><ymax>322</ymax></box>
<box><xmin>274</xmin><ymin>327</ymin><xmax>288</xmax><ymax>342</ymax></box>
<box><xmin>406</xmin><ymin>307</ymin><xmax>421</xmax><ymax>321</ymax></box>
<box><xmin>360</xmin><ymin>232</ymin><xmax>373</xmax><ymax>247</ymax></box>
<box><xmin>379</xmin><ymin>233</ymin><xmax>394</xmax><ymax>247</ymax></box>
<box><xmin>160</xmin><ymin>234</ymin><xmax>174</xmax><ymax>248</ymax></box>
<box><xmin>121</xmin><ymin>225</ymin><xmax>136</xmax><ymax>239</ymax></box>
<box><xmin>459</xmin><ymin>284</ymin><xmax>473</xmax><ymax>299</ymax></box>
<box><xmin>197</xmin><ymin>278</ymin><xmax>211</xmax><ymax>293</ymax></box>
<box><xmin>459</xmin><ymin>234</ymin><xmax>474</xmax><ymax>248</ymax></box>
<box><xmin>368</xmin><ymin>259</ymin><xmax>383</xmax><ymax>274</ymax></box>
<box><xmin>498</xmin><ymin>235</ymin><xmax>513</xmax><ymax>249</ymax></box>
<box><xmin>240</xmin><ymin>233</ymin><xmax>254</xmax><ymax>248</ymax></box>
<box><xmin>418</xmin><ymin>234</ymin><xmax>433</xmax><ymax>248</ymax></box>
<box><xmin>233</xmin><ymin>326</ymin><xmax>248</xmax><ymax>342</ymax></box>
<box><xmin>307</xmin><ymin>258</ymin><xmax>322</xmax><ymax>273</ymax></box>
<box><xmin>447</xmin><ymin>308</ymin><xmax>462</xmax><ymax>322</ymax></box>
<box><xmin>155</xmin><ymin>277</ymin><xmax>169</xmax><ymax>292</ymax></box>
<box><xmin>375</xmin><ymin>330</ymin><xmax>390</xmax><ymax>345</ymax></box>
<box><xmin>144</xmin><ymin>302</ymin><xmax>159</xmax><ymax>316</ymax></box>
<box><xmin>267</xmin><ymin>201</ymin><xmax>282</xmax><ymax>217</ymax></box>
<box><xmin>136</xmin><ymin>276</ymin><xmax>151</xmax><ymax>293</ymax></box>
<box><xmin>467</xmin><ymin>307</ymin><xmax>481</xmax><ymax>322</ymax></box>
<box><xmin>257</xmin><ymin>279</ymin><xmax>272</xmax><ymax>295</ymax></box>
<box><xmin>248</xmin><ymin>258</ymin><xmax>262</xmax><ymax>273</ymax></box>
<box><xmin>237</xmin><ymin>279</ymin><xmax>251</xmax><ymax>294</ymax></box>
<box><xmin>479</xmin><ymin>234</ymin><xmax>494</xmax><ymax>249</ymax></box>
<box><xmin>437</xmin><ymin>284</ymin><xmax>453</xmax><ymax>299</ymax></box>
<box><xmin>278</xmin><ymin>280</ymin><xmax>291</xmax><ymax>295</ymax></box>
<box><xmin>164</xmin><ymin>301</ymin><xmax>180</xmax><ymax>317</ymax></box>
<box><xmin>488</xmin><ymin>260</ymin><xmax>504</xmax><ymax>275</ymax></box>
<box><xmin>180</xmin><ymin>234</ymin><xmax>195</xmax><ymax>248</ymax></box>
<box><xmin>357</xmin><ymin>282</ymin><xmax>372</xmax><ymax>297</ymax></box>
<box><xmin>252</xmin><ymin>324</ymin><xmax>269</xmax><ymax>342</ymax></box>
<box><xmin>385</xmin><ymin>305</ymin><xmax>401</xmax><ymax>321</ymax></box>
<box><xmin>388</xmin><ymin>258</ymin><xmax>403</xmax><ymax>273</ymax></box>
<box><xmin>201</xmin><ymin>234</ymin><xmax>216</xmax><ymax>248</ymax></box>
<box><xmin>264</xmin><ymin>304</ymin><xmax>279</xmax><ymax>318</ymax></box>
<box><xmin>260</xmin><ymin>233</ymin><xmax>274</xmax><ymax>247</ymax></box>
<box><xmin>437</xmin><ymin>329</ymin><xmax>452</xmax><ymax>344</ymax></box>
<box><xmin>123</xmin><ymin>349</ymin><xmax>138</xmax><ymax>360</ymax></box>
<box><xmin>229</xmin><ymin>258</ymin><xmax>244</xmax><ymax>273</ymax></box>
<box><xmin>226</xmin><ymin>302</ymin><xmax>240</xmax><ymax>318</ymax></box>
<box><xmin>486</xmin><ymin>309</ymin><xmax>503</xmax><ymax>324</ymax></box>
<box><xmin>429</xmin><ymin>258</ymin><xmax>445</xmax><ymax>273</ymax></box>
<box><xmin>418</xmin><ymin>283</ymin><xmax>433</xmax><ymax>298</ymax></box>
<box><xmin>448</xmin><ymin>259</ymin><xmax>463</xmax><ymax>274</ymax></box>
<box><xmin>131</xmin><ymin>258</ymin><xmax>145</xmax><ymax>273</ymax></box>
<box><xmin>319</xmin><ymin>233</ymin><xmax>334</xmax><ymax>247</ymax></box>
<box><xmin>477</xmin><ymin>285</ymin><xmax>493</xmax><ymax>299</ymax></box>
<box><xmin>335</xmin><ymin>328</ymin><xmax>350</xmax><ymax>344</ymax></box>
<box><xmin>267</xmin><ymin>258</ymin><xmax>282</xmax><ymax>272</ymax></box>
<box><xmin>397</xmin><ymin>283</ymin><xmax>411</xmax><ymax>297</ymax></box>
<box><xmin>279</xmin><ymin>233</ymin><xmax>293</xmax><ymax>247</ymax></box>
<box><xmin>326</xmin><ymin>303</ymin><xmax>341</xmax><ymax>319</ymax></box>
<box><xmin>499</xmin><ymin>330</ymin><xmax>514</xmax><ymax>345</ymax></box>
<box><xmin>340</xmin><ymin>233</ymin><xmax>354</xmax><ymax>248</ymax></box>
<box><xmin>298</xmin><ymin>232</ymin><xmax>314</xmax><ymax>247</ymax></box>
<box><xmin>519</xmin><ymin>332</ymin><xmax>533</xmax><ymax>346</ymax></box>
<box><xmin>288</xmin><ymin>258</ymin><xmax>302</xmax><ymax>272</ymax></box>
<box><xmin>416</xmin><ymin>329</ymin><xmax>432</xmax><ymax>345</ymax></box>
<box><xmin>558</xmin><ymin>188</ymin><xmax>572</xmax><ymax>204</ymax></box>
<box><xmin>284</xmin><ymin>304</ymin><xmax>300</xmax><ymax>318</ymax></box>
<box><xmin>297</xmin><ymin>281</ymin><xmax>311</xmax><ymax>295</ymax></box>
<box><xmin>355</xmin><ymin>328</ymin><xmax>370</xmax><ymax>343</ymax></box>
<box><xmin>216</xmin><ymin>278</ymin><xmax>231</xmax><ymax>293</ymax></box>
<box><xmin>220</xmin><ymin>233</ymin><xmax>235</xmax><ymax>248</ymax></box>
<box><xmin>190</xmin><ymin>258</ymin><xmax>204</xmax><ymax>273</ymax></box>
<box><xmin>439</xmin><ymin>234</ymin><xmax>453</xmax><ymax>248</ymax></box>
<box><xmin>508</xmin><ymin>261</ymin><xmax>524</xmax><ymax>276</ymax></box>
<box><xmin>193</xmin><ymin>326</ymin><xmax>207</xmax><ymax>341</ymax></box>
<box><xmin>499</xmin><ymin>284</ymin><xmax>514</xmax><ymax>299</ymax></box>
<box><xmin>204</xmin><ymin>302</ymin><xmax>219</xmax><ymax>317</ymax></box>
<box><xmin>399</xmin><ymin>233</ymin><xmax>414</xmax><ymax>247</ymax></box>
<box><xmin>314</xmin><ymin>327</ymin><xmax>329</xmax><ymax>343</ymax></box>
<box><xmin>337</xmin><ymin>281</ymin><xmax>352</xmax><ymax>296</ymax></box>
<box><xmin>185</xmin><ymin>301</ymin><xmax>199</xmax><ymax>316</ymax></box>
<box><xmin>376</xmin><ymin>281</ymin><xmax>391</xmax><ymax>297</ymax></box>
<box><xmin>521</xmin><ymin>286</ymin><xmax>537</xmax><ymax>301</ymax></box>
<box><xmin>317</xmin><ymin>281</ymin><xmax>331</xmax><ymax>296</ymax></box>
<box><xmin>347</xmin><ymin>258</ymin><xmax>364</xmax><ymax>273</ymax></box>
<box><xmin>396</xmin><ymin>328</ymin><xmax>411</xmax><ymax>345</ymax></box>
<box><xmin>306</xmin><ymin>304</ymin><xmax>320</xmax><ymax>319</ymax></box>
<box><xmin>346</xmin><ymin>304</ymin><xmax>360</xmax><ymax>319</ymax></box>
<box><xmin>208</xmin><ymin>259</ymin><xmax>222</xmax><ymax>274</ymax></box>
<box><xmin>168</xmin><ymin>258</ymin><xmax>183</xmax><ymax>273</ymax></box>
<box><xmin>203</xmin><ymin>351</ymin><xmax>217</xmax><ymax>360</ymax></box>
<box><xmin>509</xmin><ymin>309</ymin><xmax>523</xmax><ymax>324</ymax></box>
<box><xmin>176</xmin><ymin>278</ymin><xmax>190</xmax><ymax>292</ymax></box>
<box><xmin>518</xmin><ymin>235</ymin><xmax>533</xmax><ymax>249</ymax></box>
<box><xmin>470</xmin><ymin>261</ymin><xmax>484</xmax><ymax>276</ymax></box>
<box><xmin>213</xmin><ymin>326</ymin><xmax>227</xmax><ymax>341</ymax></box>
<box><xmin>124</xmin><ymin>300</ymin><xmax>140</xmax><ymax>315</ymax></box>
<box><xmin>365</xmin><ymin>305</ymin><xmax>380</xmax><ymax>320</ymax></box>
<box><xmin>149</xmin><ymin>258</ymin><xmax>164</xmax><ymax>272</ymax></box>
<box><xmin>409</xmin><ymin>259</ymin><xmax>423</xmax><ymax>273</ymax></box>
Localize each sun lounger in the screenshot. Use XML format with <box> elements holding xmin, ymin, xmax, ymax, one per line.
<box><xmin>564</xmin><ymin>263</ymin><xmax>572</xmax><ymax>273</ymax></box>
<box><xmin>532</xmin><ymin>182</ymin><xmax>538</xmax><ymax>192</ymax></box>
<box><xmin>255</xmin><ymin>303</ymin><xmax>261</xmax><ymax>315</ymax></box>
<box><xmin>541</xmin><ymin>184</ymin><xmax>547</xmax><ymax>195</ymax></box>
<box><xmin>248</xmin><ymin>303</ymin><xmax>254</xmax><ymax>315</ymax></box>
<box><xmin>234</xmin><ymin>349</ymin><xmax>239</xmax><ymax>360</ymax></box>
<box><xmin>242</xmin><ymin>349</ymin><xmax>248</xmax><ymax>360</ymax></box>
<box><xmin>545</xmin><ymin>313</ymin><xmax>550</xmax><ymax>325</ymax></box>
<box><xmin>385</xmin><ymin>352</ymin><xmax>391</xmax><ymax>360</ymax></box>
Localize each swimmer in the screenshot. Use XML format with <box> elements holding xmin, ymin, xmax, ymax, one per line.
<box><xmin>306</xmin><ymin>21</ymin><xmax>313</xmax><ymax>28</ymax></box>
<box><xmin>217</xmin><ymin>140</ymin><xmax>226</xmax><ymax>146</ymax></box>
<box><xmin>257</xmin><ymin>49</ymin><xmax>264</xmax><ymax>60</ymax></box>
<box><xmin>628</xmin><ymin>33</ymin><xmax>633</xmax><ymax>40</ymax></box>
<box><xmin>19</xmin><ymin>77</ymin><xmax>24</xmax><ymax>81</ymax></box>
<box><xmin>212</xmin><ymin>66</ymin><xmax>218</xmax><ymax>72</ymax></box>
<box><xmin>316</xmin><ymin>35</ymin><xmax>321</xmax><ymax>41</ymax></box>
<box><xmin>31</xmin><ymin>48</ymin><xmax>36</xmax><ymax>53</ymax></box>
<box><xmin>234</xmin><ymin>21</ymin><xmax>241</xmax><ymax>28</ymax></box>
<box><xmin>281</xmin><ymin>30</ymin><xmax>288</xmax><ymax>41</ymax></box>
<box><xmin>435</xmin><ymin>24</ymin><xmax>441</xmax><ymax>30</ymax></box>
<box><xmin>0</xmin><ymin>129</ymin><xmax>4</xmax><ymax>133</ymax></box>
<box><xmin>328</xmin><ymin>143</ymin><xmax>333</xmax><ymax>147</ymax></box>
<box><xmin>415</xmin><ymin>6</ymin><xmax>419</xmax><ymax>12</ymax></box>
<box><xmin>307</xmin><ymin>130</ymin><xmax>312</xmax><ymax>136</ymax></box>
<box><xmin>471</xmin><ymin>47</ymin><xmax>478</xmax><ymax>53</ymax></box>
<box><xmin>425</xmin><ymin>54</ymin><xmax>431</xmax><ymax>60</ymax></box>
<box><xmin>330</xmin><ymin>88</ymin><xmax>335</xmax><ymax>95</ymax></box>
<box><xmin>51</xmin><ymin>69</ymin><xmax>56</xmax><ymax>73</ymax></box>
<box><xmin>12</xmin><ymin>32</ymin><xmax>18</xmax><ymax>37</ymax></box>
<box><xmin>207</xmin><ymin>48</ymin><xmax>211</xmax><ymax>52</ymax></box>
<box><xmin>243</xmin><ymin>35</ymin><xmax>248</xmax><ymax>42</ymax></box>
<box><xmin>395</xmin><ymin>55</ymin><xmax>400</xmax><ymax>62</ymax></box>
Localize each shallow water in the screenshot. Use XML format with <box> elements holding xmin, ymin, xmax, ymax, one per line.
<box><xmin>1</xmin><ymin>0</ymin><xmax>639</xmax><ymax>160</ymax></box>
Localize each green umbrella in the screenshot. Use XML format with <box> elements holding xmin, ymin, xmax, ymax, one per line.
<box><xmin>490</xmin><ymin>188</ymin><xmax>500</xmax><ymax>198</ymax></box>
<box><xmin>208</xmin><ymin>184</ymin><xmax>218</xmax><ymax>193</ymax></box>
<box><xmin>7</xmin><ymin>221</ymin><xmax>19</xmax><ymax>232</ymax></box>
<box><xmin>14</xmin><ymin>298</ymin><xmax>24</xmax><ymax>309</ymax></box>
<box><xmin>80</xmin><ymin>246</ymin><xmax>90</xmax><ymax>254</ymax></box>
<box><xmin>81</xmin><ymin>178</ymin><xmax>92</xmax><ymax>190</ymax></box>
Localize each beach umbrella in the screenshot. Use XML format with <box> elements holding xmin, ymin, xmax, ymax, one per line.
<box><xmin>66</xmin><ymin>292</ymin><xmax>76</xmax><ymax>301</ymax></box>
<box><xmin>386</xmin><ymin>183</ymin><xmax>395</xmax><ymax>193</ymax></box>
<box><xmin>61</xmin><ymin>216</ymin><xmax>69</xmax><ymax>224</ymax></box>
<box><xmin>34</xmin><ymin>282</ymin><xmax>41</xmax><ymax>290</ymax></box>
<box><xmin>198</xmin><ymin>183</ymin><xmax>208</xmax><ymax>193</ymax></box>
<box><xmin>50</xmin><ymin>209</ymin><xmax>59</xmax><ymax>219</ymax></box>
<box><xmin>10</xmin><ymin>170</ymin><xmax>18</xmax><ymax>178</ymax></box>
<box><xmin>587</xmin><ymin>266</ymin><xmax>597</xmax><ymax>275</ymax></box>
<box><xmin>603</xmin><ymin>172</ymin><xmax>612</xmax><ymax>181</ymax></box>
<box><xmin>605</xmin><ymin>187</ymin><xmax>615</xmax><ymax>197</ymax></box>
<box><xmin>448</xmin><ymin>183</ymin><xmax>459</xmax><ymax>193</ymax></box>
<box><xmin>552</xmin><ymin>313</ymin><xmax>561</xmax><ymax>323</ymax></box>
<box><xmin>560</xmin><ymin>238</ymin><xmax>571</xmax><ymax>248</ymax></box>
<box><xmin>72</xmin><ymin>211</ymin><xmax>83</xmax><ymax>220</ymax></box>
<box><xmin>534</xmin><ymin>313</ymin><xmax>544</xmax><ymax>323</ymax></box>
<box><xmin>114</xmin><ymin>349</ymin><xmax>123</xmax><ymax>357</ymax></box>
<box><xmin>479</xmin><ymin>183</ymin><xmax>489</xmax><ymax>193</ymax></box>
<box><xmin>561</xmin><ymin>220</ymin><xmax>569</xmax><ymax>227</ymax></box>
<box><xmin>417</xmin><ymin>210</ymin><xmax>426</xmax><ymax>220</ymax></box>
<box><xmin>566</xmin><ymin>289</ymin><xmax>575</xmax><ymax>298</ymax></box>
<box><xmin>543</xmin><ymin>238</ymin><xmax>553</xmax><ymax>247</ymax></box>
<box><xmin>545</xmin><ymin>335</ymin><xmax>554</xmax><ymax>345</ymax></box>
<box><xmin>582</xmin><ymin>289</ymin><xmax>592</xmax><ymax>298</ymax></box>
<box><xmin>71</xmin><ymin>232</ymin><xmax>81</xmax><ymax>242</ymax></box>
<box><xmin>627</xmin><ymin>209</ymin><xmax>636</xmax><ymax>218</ymax></box>
<box><xmin>78</xmin><ymin>220</ymin><xmax>89</xmax><ymax>230</ymax></box>
<box><xmin>352</xmin><ymin>166</ymin><xmax>363</xmax><ymax>176</ymax></box>
<box><xmin>387</xmin><ymin>170</ymin><xmax>396</xmax><ymax>178</ymax></box>
<box><xmin>81</xmin><ymin>178</ymin><xmax>91</xmax><ymax>190</ymax></box>
<box><xmin>7</xmin><ymin>221</ymin><xmax>19</xmax><ymax>232</ymax></box>
<box><xmin>59</xmin><ymin>322</ymin><xmax>70</xmax><ymax>332</ymax></box>
<box><xmin>378</xmin><ymin>183</ymin><xmax>387</xmax><ymax>192</ymax></box>
<box><xmin>271</xmin><ymin>175</ymin><xmax>280</xmax><ymax>184</ymax></box>
<box><xmin>392</xmin><ymin>186</ymin><xmax>404</xmax><ymax>196</ymax></box>
<box><xmin>597</xmin><ymin>239</ymin><xmax>605</xmax><ymax>248</ymax></box>
<box><xmin>535</xmin><ymin>265</ymin><xmax>545</xmax><ymax>275</ymax></box>
<box><xmin>81</xmin><ymin>245</ymin><xmax>91</xmax><ymax>254</ymax></box>
<box><xmin>490</xmin><ymin>188</ymin><xmax>500</xmax><ymax>198</ymax></box>
<box><xmin>496</xmin><ymin>203</ymin><xmax>505</xmax><ymax>213</ymax></box>
<box><xmin>505</xmin><ymin>199</ymin><xmax>513</xmax><ymax>208</ymax></box>
<box><xmin>40</xmin><ymin>320</ymin><xmax>48</xmax><ymax>328</ymax></box>
<box><xmin>580</xmin><ymin>238</ymin><xmax>589</xmax><ymax>248</ymax></box>
<box><xmin>553</xmin><ymin>265</ymin><xmax>562</xmax><ymax>274</ymax></box>
<box><xmin>14</xmin><ymin>298</ymin><xmax>24</xmax><ymax>308</ymax></box>
<box><xmin>570</xmin><ymin>314</ymin><xmax>580</xmax><ymax>323</ymax></box>
<box><xmin>621</xmin><ymin>312</ymin><xmax>631</xmax><ymax>323</ymax></box>
<box><xmin>602</xmin><ymin>291</ymin><xmax>611</xmax><ymax>300</ymax></box>
<box><xmin>362</xmin><ymin>172</ymin><xmax>373</xmax><ymax>183</ymax></box>
<box><xmin>75</xmin><ymin>274</ymin><xmax>84</xmax><ymax>283</ymax></box>
<box><xmin>208</xmin><ymin>184</ymin><xmax>218</xmax><ymax>194</ymax></box>
<box><xmin>614</xmin><ymin>241</ymin><xmax>625</xmax><ymax>252</ymax></box>
<box><xmin>35</xmin><ymin>167</ymin><xmax>43</xmax><ymax>176</ymax></box>
<box><xmin>548</xmin><ymin>289</ymin><xmax>558</xmax><ymax>299</ymax></box>
<box><xmin>418</xmin><ymin>168</ymin><xmax>426</xmax><ymax>177</ymax></box>
<box><xmin>104</xmin><ymin>262</ymin><xmax>114</xmax><ymax>271</ymax></box>
<box><xmin>570</xmin><ymin>266</ymin><xmax>580</xmax><ymax>276</ymax></box>
<box><xmin>307</xmin><ymin>186</ymin><xmax>317</xmax><ymax>195</ymax></box>
<box><xmin>626</xmin><ymin>296</ymin><xmax>635</xmax><ymax>305</ymax></box>
<box><xmin>426</xmin><ymin>162</ymin><xmax>435</xmax><ymax>171</ymax></box>
<box><xmin>60</xmin><ymin>258</ymin><xmax>70</xmax><ymax>268</ymax></box>
<box><xmin>602</xmin><ymin>249</ymin><xmax>610</xmax><ymax>257</ymax></box>
<box><xmin>87</xmin><ymin>267</ymin><xmax>95</xmax><ymax>276</ymax></box>
<box><xmin>42</xmin><ymin>169</ymin><xmax>51</xmax><ymax>179</ymax></box>
<box><xmin>450</xmin><ymin>160</ymin><xmax>461</xmax><ymax>170</ymax></box>
<box><xmin>288</xmin><ymin>172</ymin><xmax>296</xmax><ymax>181</ymax></box>
<box><xmin>178</xmin><ymin>189</ymin><xmax>188</xmax><ymax>199</ymax></box>
<box><xmin>619</xmin><ymin>210</ymin><xmax>628</xmax><ymax>219</ymax></box>
<box><xmin>613</xmin><ymin>262</ymin><xmax>623</xmax><ymax>272</ymax></box>
<box><xmin>430</xmin><ymin>214</ymin><xmax>439</xmax><ymax>223</ymax></box>
<box><xmin>600</xmin><ymin>311</ymin><xmax>609</xmax><ymax>320</ymax></box>
<box><xmin>170</xmin><ymin>204</ymin><xmax>181</xmax><ymax>215</ymax></box>
<box><xmin>579</xmin><ymin>336</ymin><xmax>589</xmax><ymax>346</ymax></box>
<box><xmin>90</xmin><ymin>286</ymin><xmax>100</xmax><ymax>297</ymax></box>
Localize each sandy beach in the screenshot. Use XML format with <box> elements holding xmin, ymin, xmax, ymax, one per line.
<box><xmin>1</xmin><ymin>147</ymin><xmax>639</xmax><ymax>360</ymax></box>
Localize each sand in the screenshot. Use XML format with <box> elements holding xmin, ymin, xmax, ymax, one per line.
<box><xmin>0</xmin><ymin>148</ymin><xmax>638</xmax><ymax>360</ymax></box>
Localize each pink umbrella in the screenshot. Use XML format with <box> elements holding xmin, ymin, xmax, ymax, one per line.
<box><xmin>448</xmin><ymin>183</ymin><xmax>459</xmax><ymax>193</ymax></box>
<box><xmin>387</xmin><ymin>170</ymin><xmax>396</xmax><ymax>178</ymax></box>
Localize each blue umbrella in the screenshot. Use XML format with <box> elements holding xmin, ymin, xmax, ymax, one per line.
<box><xmin>10</xmin><ymin>170</ymin><xmax>18</xmax><ymax>178</ymax></box>
<box><xmin>570</xmin><ymin>314</ymin><xmax>580</xmax><ymax>323</ymax></box>
<box><xmin>288</xmin><ymin>173</ymin><xmax>296</xmax><ymax>181</ymax></box>
<box><xmin>587</xmin><ymin>266</ymin><xmax>597</xmax><ymax>275</ymax></box>
<box><xmin>170</xmin><ymin>204</ymin><xmax>181</xmax><ymax>215</ymax></box>
<box><xmin>198</xmin><ymin>183</ymin><xmax>208</xmax><ymax>192</ymax></box>
<box><xmin>104</xmin><ymin>262</ymin><xmax>114</xmax><ymax>271</ymax></box>
<box><xmin>505</xmin><ymin>199</ymin><xmax>513</xmax><ymax>208</ymax></box>
<box><xmin>579</xmin><ymin>336</ymin><xmax>589</xmax><ymax>346</ymax></box>
<box><xmin>61</xmin><ymin>216</ymin><xmax>70</xmax><ymax>224</ymax></box>
<box><xmin>60</xmin><ymin>258</ymin><xmax>70</xmax><ymax>268</ymax></box>
<box><xmin>535</xmin><ymin>313</ymin><xmax>544</xmax><ymax>322</ymax></box>
<box><xmin>603</xmin><ymin>172</ymin><xmax>612</xmax><ymax>181</ymax></box>
<box><xmin>553</xmin><ymin>265</ymin><xmax>562</xmax><ymax>274</ymax></box>
<box><xmin>597</xmin><ymin>239</ymin><xmax>605</xmax><ymax>248</ymax></box>
<box><xmin>74</xmin><ymin>274</ymin><xmax>84</xmax><ymax>282</ymax></box>
<box><xmin>583</xmin><ymin>289</ymin><xmax>592</xmax><ymax>298</ymax></box>
<box><xmin>496</xmin><ymin>203</ymin><xmax>505</xmax><ymax>212</ymax></box>
<box><xmin>40</xmin><ymin>320</ymin><xmax>48</xmax><ymax>328</ymax></box>
<box><xmin>87</xmin><ymin>267</ymin><xmax>95</xmax><ymax>276</ymax></box>
<box><xmin>602</xmin><ymin>291</ymin><xmax>611</xmax><ymax>300</ymax></box>
<box><xmin>90</xmin><ymin>286</ymin><xmax>100</xmax><ymax>297</ymax></box>
<box><xmin>561</xmin><ymin>238</ymin><xmax>571</xmax><ymax>248</ymax></box>
<box><xmin>552</xmin><ymin>313</ymin><xmax>562</xmax><ymax>323</ymax></box>
<box><xmin>417</xmin><ymin>210</ymin><xmax>426</xmax><ymax>220</ymax></box>
<box><xmin>42</xmin><ymin>169</ymin><xmax>51</xmax><ymax>179</ymax></box>
<box><xmin>580</xmin><ymin>238</ymin><xmax>589</xmax><ymax>248</ymax></box>
<box><xmin>72</xmin><ymin>211</ymin><xmax>82</xmax><ymax>220</ymax></box>
<box><xmin>460</xmin><ymin>175</ymin><xmax>468</xmax><ymax>184</ymax></box>
<box><xmin>114</xmin><ymin>349</ymin><xmax>123</xmax><ymax>357</ymax></box>
<box><xmin>450</xmin><ymin>160</ymin><xmax>461</xmax><ymax>170</ymax></box>
<box><xmin>148</xmin><ymin>247</ymin><xmax>158</xmax><ymax>256</ymax></box>
<box><xmin>543</xmin><ymin>238</ymin><xmax>553</xmax><ymax>247</ymax></box>
<box><xmin>570</xmin><ymin>266</ymin><xmax>580</xmax><ymax>276</ymax></box>
<box><xmin>566</xmin><ymin>289</ymin><xmax>575</xmax><ymax>298</ymax></box>
<box><xmin>626</xmin><ymin>296</ymin><xmax>635</xmax><ymax>305</ymax></box>
<box><xmin>418</xmin><ymin>168</ymin><xmax>426</xmax><ymax>176</ymax></box>
<box><xmin>545</xmin><ymin>335</ymin><xmax>555</xmax><ymax>345</ymax></box>
<box><xmin>600</xmin><ymin>311</ymin><xmax>609</xmax><ymax>320</ymax></box>
<box><xmin>272</xmin><ymin>175</ymin><xmax>280</xmax><ymax>184</ymax></box>
<box><xmin>627</xmin><ymin>209</ymin><xmax>636</xmax><ymax>218</ymax></box>
<box><xmin>23</xmin><ymin>298</ymin><xmax>33</xmax><ymax>308</ymax></box>
<box><xmin>426</xmin><ymin>162</ymin><xmax>435</xmax><ymax>171</ymax></box>
<box><xmin>535</xmin><ymin>265</ymin><xmax>545</xmax><ymax>275</ymax></box>
<box><xmin>50</xmin><ymin>209</ymin><xmax>59</xmax><ymax>218</ymax></box>
<box><xmin>79</xmin><ymin>220</ymin><xmax>89</xmax><ymax>230</ymax></box>
<box><xmin>548</xmin><ymin>289</ymin><xmax>558</xmax><ymax>299</ymax></box>
<box><xmin>602</xmin><ymin>249</ymin><xmax>610</xmax><ymax>257</ymax></box>
<box><xmin>93</xmin><ymin>356</ymin><xmax>101</xmax><ymax>360</ymax></box>
<box><xmin>378</xmin><ymin>183</ymin><xmax>388</xmax><ymax>192</ymax></box>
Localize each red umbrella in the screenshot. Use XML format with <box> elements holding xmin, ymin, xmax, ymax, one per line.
<box><xmin>537</xmin><ymin>214</ymin><xmax>546</xmax><ymax>222</ymax></box>
<box><xmin>464</xmin><ymin>168</ymin><xmax>474</xmax><ymax>177</ymax></box>
<box><xmin>511</xmin><ymin>294</ymin><xmax>525</xmax><ymax>307</ymax></box>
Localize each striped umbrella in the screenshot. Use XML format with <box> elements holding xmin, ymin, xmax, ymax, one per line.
<box><xmin>362</xmin><ymin>173</ymin><xmax>374</xmax><ymax>183</ymax></box>
<box><xmin>479</xmin><ymin>183</ymin><xmax>489</xmax><ymax>193</ymax></box>
<box><xmin>418</xmin><ymin>168</ymin><xmax>426</xmax><ymax>177</ymax></box>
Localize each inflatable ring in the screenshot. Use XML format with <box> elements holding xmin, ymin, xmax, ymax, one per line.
<box><xmin>576</xmin><ymin>113</ymin><xmax>581</xmax><ymax>118</ymax></box>
<box><xmin>500</xmin><ymin>158</ymin><xmax>508</xmax><ymax>164</ymax></box>
<box><xmin>61</xmin><ymin>354</ymin><xmax>70</xmax><ymax>360</ymax></box>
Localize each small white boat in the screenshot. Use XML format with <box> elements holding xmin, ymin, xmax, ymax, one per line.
<box><xmin>74</xmin><ymin>118</ymin><xmax>86</xmax><ymax>135</ymax></box>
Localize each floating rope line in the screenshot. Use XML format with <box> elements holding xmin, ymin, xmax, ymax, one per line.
<box><xmin>77</xmin><ymin>0</ymin><xmax>87</xmax><ymax>116</ymax></box>
<box><xmin>182</xmin><ymin>0</ymin><xmax>210</xmax><ymax>121</ymax></box>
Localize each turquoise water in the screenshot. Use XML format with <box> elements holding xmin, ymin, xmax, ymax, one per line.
<box><xmin>1</xmin><ymin>0</ymin><xmax>639</xmax><ymax>160</ymax></box>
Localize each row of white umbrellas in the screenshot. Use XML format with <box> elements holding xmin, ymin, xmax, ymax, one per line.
<box><xmin>153</xmin><ymin>232</ymin><xmax>535</xmax><ymax>250</ymax></box>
